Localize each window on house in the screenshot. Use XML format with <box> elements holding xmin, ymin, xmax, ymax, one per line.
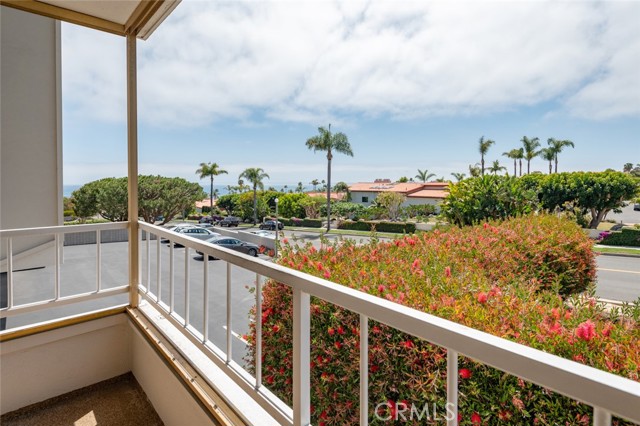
<box><xmin>362</xmin><ymin>196</ymin><xmax>369</xmax><ymax>203</ymax></box>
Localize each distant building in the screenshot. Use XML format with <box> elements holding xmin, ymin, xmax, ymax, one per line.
<box><xmin>348</xmin><ymin>181</ymin><xmax>449</xmax><ymax>210</ymax></box>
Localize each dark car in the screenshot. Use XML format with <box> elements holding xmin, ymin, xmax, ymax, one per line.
<box><xmin>219</xmin><ymin>216</ymin><xmax>241</xmax><ymax>227</ymax></box>
<box><xmin>199</xmin><ymin>215</ymin><xmax>223</xmax><ymax>224</ymax></box>
<box><xmin>259</xmin><ymin>220</ymin><xmax>284</xmax><ymax>230</ymax></box>
<box><xmin>196</xmin><ymin>236</ymin><xmax>260</xmax><ymax>259</ymax></box>
<box><xmin>634</xmin><ymin>203</ymin><xmax>640</xmax><ymax>211</ymax></box>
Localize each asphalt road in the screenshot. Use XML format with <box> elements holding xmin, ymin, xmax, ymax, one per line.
<box><xmin>3</xmin><ymin>232</ymin><xmax>639</xmax><ymax>367</ymax></box>
<box><xmin>607</xmin><ymin>202</ymin><xmax>640</xmax><ymax>224</ymax></box>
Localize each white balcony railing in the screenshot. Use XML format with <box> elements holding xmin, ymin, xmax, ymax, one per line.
<box><xmin>0</xmin><ymin>222</ymin><xmax>129</xmax><ymax>320</ymax></box>
<box><xmin>137</xmin><ymin>222</ymin><xmax>640</xmax><ymax>426</ymax></box>
<box><xmin>1</xmin><ymin>221</ymin><xmax>639</xmax><ymax>425</ymax></box>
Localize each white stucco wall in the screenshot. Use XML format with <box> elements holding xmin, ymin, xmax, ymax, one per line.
<box><xmin>0</xmin><ymin>6</ymin><xmax>62</xmax><ymax>265</ymax></box>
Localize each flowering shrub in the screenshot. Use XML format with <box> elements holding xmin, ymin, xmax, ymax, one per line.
<box><xmin>246</xmin><ymin>215</ymin><xmax>639</xmax><ymax>425</ymax></box>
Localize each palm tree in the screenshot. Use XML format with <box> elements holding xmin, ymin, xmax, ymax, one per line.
<box><xmin>310</xmin><ymin>179</ymin><xmax>320</xmax><ymax>191</ymax></box>
<box><xmin>488</xmin><ymin>160</ymin><xmax>506</xmax><ymax>175</ymax></box>
<box><xmin>478</xmin><ymin>136</ymin><xmax>495</xmax><ymax>176</ymax></box>
<box><xmin>469</xmin><ymin>163</ymin><xmax>481</xmax><ymax>177</ymax></box>
<box><xmin>623</xmin><ymin>163</ymin><xmax>634</xmax><ymax>173</ymax></box>
<box><xmin>451</xmin><ymin>172</ymin><xmax>466</xmax><ymax>182</ymax></box>
<box><xmin>239</xmin><ymin>167</ymin><xmax>270</xmax><ymax>224</ymax></box>
<box><xmin>415</xmin><ymin>169</ymin><xmax>436</xmax><ymax>182</ymax></box>
<box><xmin>196</xmin><ymin>162</ymin><xmax>228</xmax><ymax>220</ymax></box>
<box><xmin>306</xmin><ymin>124</ymin><xmax>354</xmax><ymax>231</ymax></box>
<box><xmin>540</xmin><ymin>148</ymin><xmax>555</xmax><ymax>174</ymax></box>
<box><xmin>547</xmin><ymin>138</ymin><xmax>575</xmax><ymax>173</ymax></box>
<box><xmin>502</xmin><ymin>149</ymin><xmax>523</xmax><ymax>176</ymax></box>
<box><xmin>521</xmin><ymin>136</ymin><xmax>541</xmax><ymax>174</ymax></box>
<box><xmin>296</xmin><ymin>182</ymin><xmax>305</xmax><ymax>193</ymax></box>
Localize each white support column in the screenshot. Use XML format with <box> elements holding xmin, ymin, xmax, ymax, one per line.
<box><xmin>593</xmin><ymin>407</ymin><xmax>611</xmax><ymax>426</ymax></box>
<box><xmin>447</xmin><ymin>350</ymin><xmax>459</xmax><ymax>426</ymax></box>
<box><xmin>293</xmin><ymin>288</ymin><xmax>310</xmax><ymax>426</ymax></box>
<box><xmin>126</xmin><ymin>34</ymin><xmax>139</xmax><ymax>308</ymax></box>
<box><xmin>360</xmin><ymin>314</ymin><xmax>369</xmax><ymax>426</ymax></box>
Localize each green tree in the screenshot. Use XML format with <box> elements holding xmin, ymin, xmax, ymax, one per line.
<box><xmin>95</xmin><ymin>177</ymin><xmax>129</xmax><ymax>222</ymax></box>
<box><xmin>451</xmin><ymin>172</ymin><xmax>466</xmax><ymax>182</ymax></box>
<box><xmin>623</xmin><ymin>163</ymin><xmax>634</xmax><ymax>173</ymax></box>
<box><xmin>441</xmin><ymin>175</ymin><xmax>539</xmax><ymax>226</ymax></box>
<box><xmin>239</xmin><ymin>167</ymin><xmax>270</xmax><ymax>224</ymax></box>
<box><xmin>478</xmin><ymin>136</ymin><xmax>495</xmax><ymax>176</ymax></box>
<box><xmin>310</xmin><ymin>179</ymin><xmax>320</xmax><ymax>191</ymax></box>
<box><xmin>71</xmin><ymin>182</ymin><xmax>99</xmax><ymax>222</ymax></box>
<box><xmin>502</xmin><ymin>148</ymin><xmax>524</xmax><ymax>176</ymax></box>
<box><xmin>278</xmin><ymin>193</ymin><xmax>309</xmax><ymax>218</ymax></box>
<box><xmin>398</xmin><ymin>176</ymin><xmax>409</xmax><ymax>183</ymax></box>
<box><xmin>196</xmin><ymin>162</ymin><xmax>228</xmax><ymax>221</ymax></box>
<box><xmin>547</xmin><ymin>138</ymin><xmax>574</xmax><ymax>173</ymax></box>
<box><xmin>138</xmin><ymin>175</ymin><xmax>206</xmax><ymax>224</ymax></box>
<box><xmin>296</xmin><ymin>182</ymin><xmax>305</xmax><ymax>193</ymax></box>
<box><xmin>415</xmin><ymin>169</ymin><xmax>435</xmax><ymax>182</ymax></box>
<box><xmin>305</xmin><ymin>124</ymin><xmax>354</xmax><ymax>231</ymax></box>
<box><xmin>540</xmin><ymin>148</ymin><xmax>556</xmax><ymax>174</ymax></box>
<box><xmin>521</xmin><ymin>136</ymin><xmax>541</xmax><ymax>174</ymax></box>
<box><xmin>468</xmin><ymin>164</ymin><xmax>481</xmax><ymax>177</ymax></box>
<box><xmin>299</xmin><ymin>196</ymin><xmax>325</xmax><ymax>219</ymax></box>
<box><xmin>488</xmin><ymin>160</ymin><xmax>506</xmax><ymax>175</ymax></box>
<box><xmin>374</xmin><ymin>192</ymin><xmax>406</xmax><ymax>221</ymax></box>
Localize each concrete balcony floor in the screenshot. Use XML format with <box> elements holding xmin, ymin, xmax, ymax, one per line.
<box><xmin>1</xmin><ymin>373</ymin><xmax>163</xmax><ymax>426</ymax></box>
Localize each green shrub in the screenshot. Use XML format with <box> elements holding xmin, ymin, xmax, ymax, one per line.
<box><xmin>280</xmin><ymin>217</ymin><xmax>323</xmax><ymax>228</ymax></box>
<box><xmin>440</xmin><ymin>175</ymin><xmax>538</xmax><ymax>226</ymax></box>
<box><xmin>338</xmin><ymin>220</ymin><xmax>416</xmax><ymax>234</ymax></box>
<box><xmin>247</xmin><ymin>215</ymin><xmax>636</xmax><ymax>425</ymax></box>
<box><xmin>600</xmin><ymin>228</ymin><xmax>640</xmax><ymax>247</ymax></box>
<box><xmin>278</xmin><ymin>193</ymin><xmax>309</xmax><ymax>218</ymax></box>
<box><xmin>63</xmin><ymin>209</ymin><xmax>75</xmax><ymax>218</ymax></box>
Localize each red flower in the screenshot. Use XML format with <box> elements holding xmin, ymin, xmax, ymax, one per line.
<box><xmin>477</xmin><ymin>292</ymin><xmax>488</xmax><ymax>304</ymax></box>
<box><xmin>282</xmin><ymin>238</ymin><xmax>288</xmax><ymax>244</ymax></box>
<box><xmin>378</xmin><ymin>285</ymin><xmax>386</xmax><ymax>293</ymax></box>
<box><xmin>272</xmin><ymin>324</ymin><xmax>280</xmax><ymax>333</ymax></box>
<box><xmin>323</xmin><ymin>270</ymin><xmax>331</xmax><ymax>279</ymax></box>
<box><xmin>401</xmin><ymin>340</ymin><xmax>414</xmax><ymax>349</ymax></box>
<box><xmin>412</xmin><ymin>258</ymin><xmax>420</xmax><ymax>269</ymax></box>
<box><xmin>471</xmin><ymin>412</ymin><xmax>482</xmax><ymax>424</ymax></box>
<box><xmin>328</xmin><ymin>327</ymin><xmax>335</xmax><ymax>336</ymax></box>
<box><xmin>459</xmin><ymin>368</ymin><xmax>472</xmax><ymax>379</ymax></box>
<box><xmin>337</xmin><ymin>325</ymin><xmax>345</xmax><ymax>335</ymax></box>
<box><xmin>575</xmin><ymin>320</ymin><xmax>596</xmax><ymax>341</ymax></box>
<box><xmin>444</xmin><ymin>266</ymin><xmax>451</xmax><ymax>277</ymax></box>
<box><xmin>334</xmin><ymin>341</ymin><xmax>343</xmax><ymax>349</ymax></box>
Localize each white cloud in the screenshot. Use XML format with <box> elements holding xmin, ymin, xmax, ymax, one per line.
<box><xmin>61</xmin><ymin>0</ymin><xmax>640</xmax><ymax>126</ymax></box>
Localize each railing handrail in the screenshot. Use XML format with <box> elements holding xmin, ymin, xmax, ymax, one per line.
<box><xmin>138</xmin><ymin>222</ymin><xmax>640</xmax><ymax>423</ymax></box>
<box><xmin>0</xmin><ymin>221</ymin><xmax>128</xmax><ymax>237</ymax></box>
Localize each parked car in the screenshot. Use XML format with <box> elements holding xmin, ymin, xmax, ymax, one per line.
<box><xmin>175</xmin><ymin>227</ymin><xmax>221</xmax><ymax>241</ymax></box>
<box><xmin>259</xmin><ymin>220</ymin><xmax>284</xmax><ymax>230</ymax></box>
<box><xmin>219</xmin><ymin>216</ymin><xmax>241</xmax><ymax>227</ymax></box>
<box><xmin>197</xmin><ymin>236</ymin><xmax>260</xmax><ymax>259</ymax></box>
<box><xmin>161</xmin><ymin>224</ymin><xmax>197</xmax><ymax>242</ymax></box>
<box><xmin>199</xmin><ymin>215</ymin><xmax>223</xmax><ymax>224</ymax></box>
<box><xmin>634</xmin><ymin>203</ymin><xmax>640</xmax><ymax>211</ymax></box>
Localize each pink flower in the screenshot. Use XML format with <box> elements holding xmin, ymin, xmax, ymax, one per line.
<box><xmin>459</xmin><ymin>368</ymin><xmax>472</xmax><ymax>379</ymax></box>
<box><xmin>323</xmin><ymin>270</ymin><xmax>331</xmax><ymax>279</ymax></box>
<box><xmin>575</xmin><ymin>320</ymin><xmax>596</xmax><ymax>341</ymax></box>
<box><xmin>412</xmin><ymin>258</ymin><xmax>420</xmax><ymax>269</ymax></box>
<box><xmin>378</xmin><ymin>285</ymin><xmax>386</xmax><ymax>293</ymax></box>
<box><xmin>444</xmin><ymin>266</ymin><xmax>451</xmax><ymax>277</ymax></box>
<box><xmin>477</xmin><ymin>292</ymin><xmax>488</xmax><ymax>304</ymax></box>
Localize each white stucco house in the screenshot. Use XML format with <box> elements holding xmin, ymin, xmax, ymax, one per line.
<box><xmin>349</xmin><ymin>180</ymin><xmax>449</xmax><ymax>210</ymax></box>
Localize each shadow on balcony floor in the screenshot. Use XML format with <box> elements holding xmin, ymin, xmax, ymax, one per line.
<box><xmin>1</xmin><ymin>372</ymin><xmax>163</xmax><ymax>426</ymax></box>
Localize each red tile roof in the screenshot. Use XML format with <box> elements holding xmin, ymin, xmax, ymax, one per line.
<box><xmin>349</xmin><ymin>182</ymin><xmax>449</xmax><ymax>196</ymax></box>
<box><xmin>406</xmin><ymin>189</ymin><xmax>448</xmax><ymax>199</ymax></box>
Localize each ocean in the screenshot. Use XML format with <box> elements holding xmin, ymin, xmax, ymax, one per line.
<box><xmin>63</xmin><ymin>184</ymin><xmax>311</xmax><ymax>198</ymax></box>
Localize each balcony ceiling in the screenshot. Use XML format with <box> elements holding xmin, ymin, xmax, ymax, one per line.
<box><xmin>0</xmin><ymin>0</ymin><xmax>180</xmax><ymax>39</ymax></box>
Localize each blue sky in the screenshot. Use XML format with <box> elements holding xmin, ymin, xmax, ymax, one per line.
<box><xmin>62</xmin><ymin>0</ymin><xmax>640</xmax><ymax>186</ymax></box>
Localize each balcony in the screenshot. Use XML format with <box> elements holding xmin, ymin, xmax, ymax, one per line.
<box><xmin>1</xmin><ymin>221</ymin><xmax>639</xmax><ymax>426</ymax></box>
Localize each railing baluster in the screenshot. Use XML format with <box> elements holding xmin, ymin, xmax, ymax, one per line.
<box><xmin>593</xmin><ymin>407</ymin><xmax>611</xmax><ymax>426</ymax></box>
<box><xmin>255</xmin><ymin>273</ymin><xmax>262</xmax><ymax>389</ymax></box>
<box><xmin>293</xmin><ymin>288</ymin><xmax>310</xmax><ymax>426</ymax></box>
<box><xmin>96</xmin><ymin>229</ymin><xmax>101</xmax><ymax>292</ymax></box>
<box><xmin>360</xmin><ymin>314</ymin><xmax>369</xmax><ymax>426</ymax></box>
<box><xmin>169</xmin><ymin>241</ymin><xmax>174</xmax><ymax>313</ymax></box>
<box><xmin>203</xmin><ymin>255</ymin><xmax>209</xmax><ymax>343</ymax></box>
<box><xmin>447</xmin><ymin>349</ymin><xmax>459</xmax><ymax>426</ymax></box>
<box><xmin>226</xmin><ymin>262</ymin><xmax>232</xmax><ymax>364</ymax></box>
<box><xmin>54</xmin><ymin>234</ymin><xmax>60</xmax><ymax>300</ymax></box>
<box><xmin>156</xmin><ymin>235</ymin><xmax>161</xmax><ymax>302</ymax></box>
<box><xmin>184</xmin><ymin>246</ymin><xmax>190</xmax><ymax>326</ymax></box>
<box><xmin>7</xmin><ymin>237</ymin><xmax>13</xmax><ymax>309</ymax></box>
<box><xmin>146</xmin><ymin>231</ymin><xmax>151</xmax><ymax>293</ymax></box>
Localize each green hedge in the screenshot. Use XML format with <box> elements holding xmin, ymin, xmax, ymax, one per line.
<box><xmin>338</xmin><ymin>220</ymin><xmax>416</xmax><ymax>233</ymax></box>
<box><xmin>600</xmin><ymin>228</ymin><xmax>640</xmax><ymax>247</ymax></box>
<box><xmin>278</xmin><ymin>217</ymin><xmax>324</xmax><ymax>228</ymax></box>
